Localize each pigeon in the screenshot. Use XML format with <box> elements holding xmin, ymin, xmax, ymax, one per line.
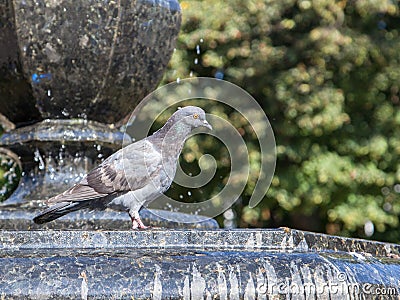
<box><xmin>33</xmin><ymin>106</ymin><xmax>212</xmax><ymax>229</ymax></box>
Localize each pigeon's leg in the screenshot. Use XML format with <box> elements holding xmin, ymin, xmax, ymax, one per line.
<box><xmin>129</xmin><ymin>210</ymin><xmax>148</xmax><ymax>230</ymax></box>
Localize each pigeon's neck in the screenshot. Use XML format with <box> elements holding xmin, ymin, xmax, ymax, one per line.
<box><xmin>150</xmin><ymin>119</ymin><xmax>192</xmax><ymax>158</ymax></box>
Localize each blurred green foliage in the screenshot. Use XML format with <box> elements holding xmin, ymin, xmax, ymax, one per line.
<box><xmin>161</xmin><ymin>0</ymin><xmax>400</xmax><ymax>242</ymax></box>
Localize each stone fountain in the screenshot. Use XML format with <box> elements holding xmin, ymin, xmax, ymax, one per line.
<box><xmin>0</xmin><ymin>0</ymin><xmax>399</xmax><ymax>298</ymax></box>
<box><xmin>0</xmin><ymin>0</ymin><xmax>216</xmax><ymax>229</ymax></box>
<box><xmin>0</xmin><ymin>0</ymin><xmax>180</xmax><ymax>206</ymax></box>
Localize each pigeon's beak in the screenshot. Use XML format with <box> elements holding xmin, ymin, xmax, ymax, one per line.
<box><xmin>203</xmin><ymin>120</ymin><xmax>212</xmax><ymax>130</ymax></box>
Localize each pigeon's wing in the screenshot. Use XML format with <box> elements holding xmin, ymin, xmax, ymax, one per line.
<box><xmin>86</xmin><ymin>140</ymin><xmax>162</xmax><ymax>193</ymax></box>
<box><xmin>47</xmin><ymin>178</ymin><xmax>109</xmax><ymax>204</ymax></box>
<box><xmin>47</xmin><ymin>140</ymin><xmax>162</xmax><ymax>204</ymax></box>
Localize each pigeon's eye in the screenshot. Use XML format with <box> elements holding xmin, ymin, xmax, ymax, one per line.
<box><xmin>193</xmin><ymin>113</ymin><xmax>199</xmax><ymax>119</ymax></box>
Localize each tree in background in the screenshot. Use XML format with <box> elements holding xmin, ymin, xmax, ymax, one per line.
<box><xmin>162</xmin><ymin>0</ymin><xmax>400</xmax><ymax>242</ymax></box>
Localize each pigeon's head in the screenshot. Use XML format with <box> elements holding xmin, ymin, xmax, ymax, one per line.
<box><xmin>172</xmin><ymin>106</ymin><xmax>212</xmax><ymax>130</ymax></box>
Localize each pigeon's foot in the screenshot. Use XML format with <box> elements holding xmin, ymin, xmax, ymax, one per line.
<box><xmin>129</xmin><ymin>211</ymin><xmax>149</xmax><ymax>230</ymax></box>
<box><xmin>131</xmin><ymin>217</ymin><xmax>149</xmax><ymax>230</ymax></box>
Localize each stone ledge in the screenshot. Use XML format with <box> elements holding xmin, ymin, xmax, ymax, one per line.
<box><xmin>1</xmin><ymin>228</ymin><xmax>399</xmax><ymax>256</ymax></box>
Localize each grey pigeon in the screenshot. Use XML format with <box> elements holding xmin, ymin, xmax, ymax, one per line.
<box><xmin>33</xmin><ymin>106</ymin><xmax>212</xmax><ymax>229</ymax></box>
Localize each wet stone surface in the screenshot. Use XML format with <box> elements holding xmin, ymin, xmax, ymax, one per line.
<box><xmin>0</xmin><ymin>228</ymin><xmax>399</xmax><ymax>299</ymax></box>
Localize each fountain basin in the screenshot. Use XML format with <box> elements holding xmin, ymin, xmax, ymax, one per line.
<box><xmin>0</xmin><ymin>0</ymin><xmax>181</xmax><ymax>125</ymax></box>
<box><xmin>0</xmin><ymin>228</ymin><xmax>399</xmax><ymax>299</ymax></box>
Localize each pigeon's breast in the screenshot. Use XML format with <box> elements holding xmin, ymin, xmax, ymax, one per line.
<box><xmin>159</xmin><ymin>168</ymin><xmax>176</xmax><ymax>193</ymax></box>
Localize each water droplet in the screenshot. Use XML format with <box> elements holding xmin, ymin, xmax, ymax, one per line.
<box><xmin>179</xmin><ymin>194</ymin><xmax>183</xmax><ymax>199</ymax></box>
<box><xmin>62</xmin><ymin>108</ymin><xmax>70</xmax><ymax>117</ymax></box>
<box><xmin>189</xmin><ymin>71</ymin><xmax>193</xmax><ymax>77</ymax></box>
<box><xmin>194</xmin><ymin>58</ymin><xmax>198</xmax><ymax>64</ymax></box>
<box><xmin>381</xmin><ymin>186</ymin><xmax>390</xmax><ymax>196</ymax></box>
<box><xmin>364</xmin><ymin>220</ymin><xmax>374</xmax><ymax>237</ymax></box>
<box><xmin>176</xmin><ymin>77</ymin><xmax>180</xmax><ymax>84</ymax></box>
<box><xmin>196</xmin><ymin>44</ymin><xmax>200</xmax><ymax>55</ymax></box>
<box><xmin>47</xmin><ymin>90</ymin><xmax>51</xmax><ymax>97</ymax></box>
<box><xmin>383</xmin><ymin>202</ymin><xmax>392</xmax><ymax>211</ymax></box>
<box><xmin>200</xmin><ymin>38</ymin><xmax>204</xmax><ymax>43</ymax></box>
<box><xmin>223</xmin><ymin>209</ymin><xmax>235</xmax><ymax>220</ymax></box>
<box><xmin>34</xmin><ymin>149</ymin><xmax>45</xmax><ymax>170</ymax></box>
<box><xmin>187</xmin><ymin>191</ymin><xmax>192</xmax><ymax>196</ymax></box>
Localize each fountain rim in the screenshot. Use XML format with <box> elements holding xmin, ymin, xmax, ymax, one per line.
<box><xmin>0</xmin><ymin>118</ymin><xmax>132</xmax><ymax>146</ymax></box>
<box><xmin>1</xmin><ymin>228</ymin><xmax>398</xmax><ymax>257</ymax></box>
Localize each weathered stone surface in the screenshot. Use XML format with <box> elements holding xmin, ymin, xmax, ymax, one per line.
<box><xmin>0</xmin><ymin>228</ymin><xmax>398</xmax><ymax>299</ymax></box>
<box><xmin>0</xmin><ymin>0</ymin><xmax>181</xmax><ymax>125</ymax></box>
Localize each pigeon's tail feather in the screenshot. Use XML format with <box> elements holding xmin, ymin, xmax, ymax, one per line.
<box><xmin>33</xmin><ymin>201</ymin><xmax>91</xmax><ymax>224</ymax></box>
